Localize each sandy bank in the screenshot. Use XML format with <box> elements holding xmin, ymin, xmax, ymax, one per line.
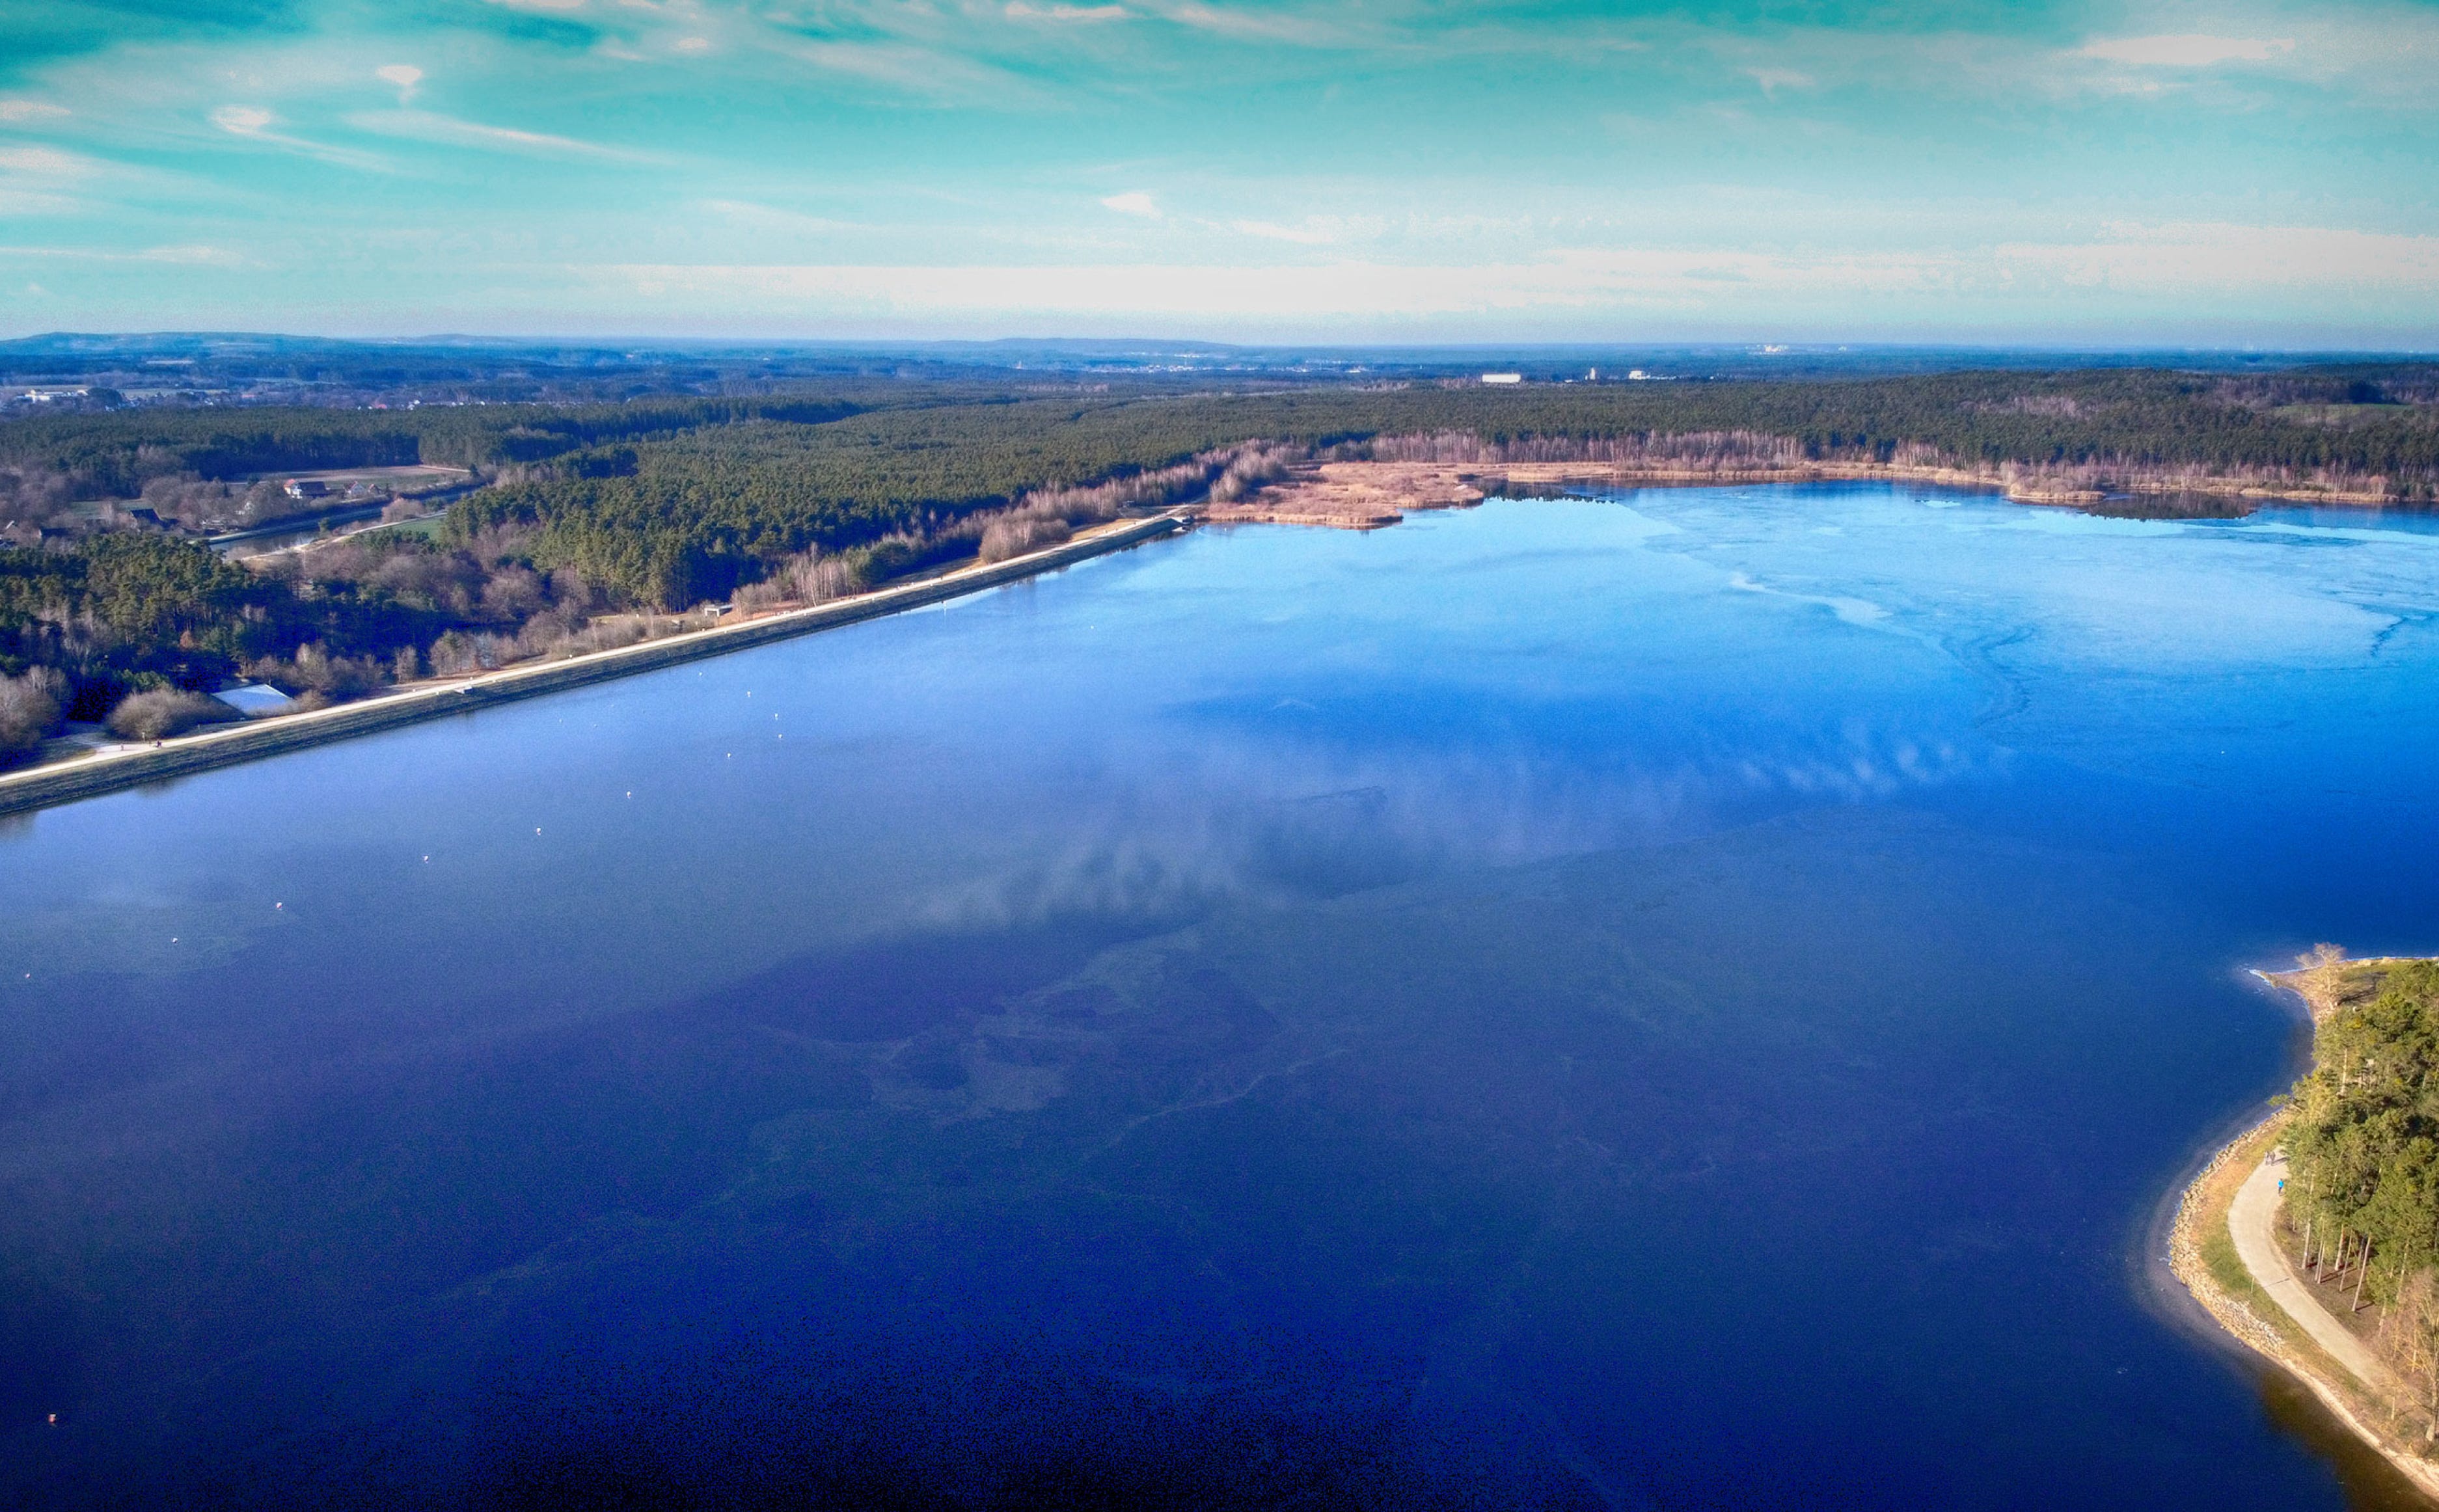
<box><xmin>0</xmin><ymin>512</ymin><xmax>1185</xmax><ymax>820</ymax></box>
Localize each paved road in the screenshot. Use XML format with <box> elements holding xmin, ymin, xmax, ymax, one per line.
<box><xmin>2231</xmin><ymin>1153</ymin><xmax>2402</xmax><ymax>1394</ymax></box>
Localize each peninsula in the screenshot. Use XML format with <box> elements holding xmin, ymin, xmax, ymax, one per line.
<box><xmin>2174</xmin><ymin>950</ymin><xmax>2439</xmax><ymax>1499</ymax></box>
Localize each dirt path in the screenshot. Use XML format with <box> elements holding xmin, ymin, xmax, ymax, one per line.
<box><xmin>2232</xmin><ymin>1152</ymin><xmax>2410</xmax><ymax>1399</ymax></box>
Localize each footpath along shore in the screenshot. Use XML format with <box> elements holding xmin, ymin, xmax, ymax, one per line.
<box><xmin>0</xmin><ymin>511</ymin><xmax>1187</xmax><ymax>820</ymax></box>
<box><xmin>2172</xmin><ymin>972</ymin><xmax>2439</xmax><ymax>1501</ymax></box>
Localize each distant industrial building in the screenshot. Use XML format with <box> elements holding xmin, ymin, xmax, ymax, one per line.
<box><xmin>1480</xmin><ymin>373</ymin><xmax>1524</xmax><ymax>385</ymax></box>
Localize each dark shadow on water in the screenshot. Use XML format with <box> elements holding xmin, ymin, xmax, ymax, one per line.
<box><xmin>2257</xmin><ymin>1371</ymin><xmax>2438</xmax><ymax>1512</ymax></box>
<box><xmin>2080</xmin><ymin>492</ymin><xmax>2257</xmax><ymax>520</ymax></box>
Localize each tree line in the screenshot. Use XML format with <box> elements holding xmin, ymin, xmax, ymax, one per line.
<box><xmin>2282</xmin><ymin>957</ymin><xmax>2439</xmax><ymax>1420</ymax></box>
<box><xmin>0</xmin><ymin>389</ymin><xmax>903</xmax><ymax>534</ymax></box>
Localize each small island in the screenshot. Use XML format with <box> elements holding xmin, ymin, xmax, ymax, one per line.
<box><xmin>2175</xmin><ymin>949</ymin><xmax>2439</xmax><ymax>1497</ymax></box>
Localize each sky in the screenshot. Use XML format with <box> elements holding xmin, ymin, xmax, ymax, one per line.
<box><xmin>3</xmin><ymin>1</ymin><xmax>2437</xmax><ymax>345</ymax></box>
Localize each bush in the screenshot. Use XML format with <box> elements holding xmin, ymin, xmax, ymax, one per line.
<box><xmin>0</xmin><ymin>666</ymin><xmax>66</xmax><ymax>763</ymax></box>
<box><xmin>979</xmin><ymin>515</ymin><xmax>1072</xmax><ymax>563</ymax></box>
<box><xmin>105</xmin><ymin>688</ymin><xmax>238</xmax><ymax>741</ymax></box>
<box><xmin>245</xmin><ymin>641</ymin><xmax>382</xmax><ymax>699</ymax></box>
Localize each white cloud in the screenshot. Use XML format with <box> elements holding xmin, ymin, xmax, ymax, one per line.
<box><xmin>1745</xmin><ymin>67</ymin><xmax>1812</xmax><ymax>95</ymax></box>
<box><xmin>139</xmin><ymin>245</ymin><xmax>245</xmax><ymax>266</ymax></box>
<box><xmin>1230</xmin><ymin>219</ymin><xmax>1335</xmax><ymax>244</ymax></box>
<box><xmin>571</xmin><ymin>221</ymin><xmax>2439</xmax><ymax>329</ymax></box>
<box><xmin>701</xmin><ymin>198</ymin><xmax>869</xmax><ymax>234</ymax></box>
<box><xmin>211</xmin><ymin>103</ymin><xmax>392</xmax><ymax>170</ymax></box>
<box><xmin>1156</xmin><ymin>2</ymin><xmax>1339</xmax><ymax>44</ymax></box>
<box><xmin>484</xmin><ymin>0</ymin><xmax>588</xmax><ymax>10</ymax></box>
<box><xmin>0</xmin><ymin>146</ymin><xmax>91</xmax><ymax>177</ymax></box>
<box><xmin>0</xmin><ymin>242</ymin><xmax>243</xmax><ymax>266</ymax></box>
<box><xmin>1005</xmin><ymin>1</ymin><xmax>1130</xmax><ymax>20</ymax></box>
<box><xmin>1100</xmin><ymin>191</ymin><xmax>1160</xmax><ymax>219</ymax></box>
<box><xmin>375</xmin><ymin>64</ymin><xmax>424</xmax><ymax>97</ymax></box>
<box><xmin>1995</xmin><ymin>220</ymin><xmax>2439</xmax><ymax>292</ymax></box>
<box><xmin>210</xmin><ymin>104</ymin><xmax>276</xmax><ymax>136</ymax></box>
<box><xmin>675</xmin><ymin>36</ymin><xmax>712</xmax><ymax>51</ymax></box>
<box><xmin>0</xmin><ymin>101</ymin><xmax>69</xmax><ymax>122</ymax></box>
<box><xmin>0</xmin><ymin>144</ymin><xmax>105</xmax><ymax>215</ymax></box>
<box><xmin>2079</xmin><ymin>34</ymin><xmax>2296</xmax><ymax>68</ymax></box>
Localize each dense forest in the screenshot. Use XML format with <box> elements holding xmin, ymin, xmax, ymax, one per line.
<box><xmin>3</xmin><ymin>362</ymin><xmax>2436</xmax><ymax>764</ymax></box>
<box><xmin>11</xmin><ymin>365</ymin><xmax>2436</xmax><ymax>537</ymax></box>
<box><xmin>0</xmin><ymin>391</ymin><xmax>896</xmax><ymax>514</ymax></box>
<box><xmin>2283</xmin><ymin>956</ymin><xmax>2439</xmax><ymax>1409</ymax></box>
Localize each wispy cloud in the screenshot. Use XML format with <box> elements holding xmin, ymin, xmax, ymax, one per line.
<box><xmin>1994</xmin><ymin>220</ymin><xmax>2439</xmax><ymax>292</ymax></box>
<box><xmin>137</xmin><ymin>244</ymin><xmax>246</xmax><ymax>266</ymax></box>
<box><xmin>1005</xmin><ymin>1</ymin><xmax>1130</xmax><ymax>21</ymax></box>
<box><xmin>0</xmin><ymin>243</ymin><xmax>245</xmax><ymax>266</ymax></box>
<box><xmin>1154</xmin><ymin>2</ymin><xmax>1341</xmax><ymax>46</ymax></box>
<box><xmin>788</xmin><ymin>37</ymin><xmax>1033</xmax><ymax>100</ymax></box>
<box><xmin>210</xmin><ymin>103</ymin><xmax>390</xmax><ymax>170</ymax></box>
<box><xmin>1229</xmin><ymin>218</ymin><xmax>1333</xmax><ymax>244</ymax></box>
<box><xmin>347</xmin><ymin>107</ymin><xmax>664</xmax><ymax>162</ymax></box>
<box><xmin>210</xmin><ymin>105</ymin><xmax>274</xmax><ymax>135</ymax></box>
<box><xmin>0</xmin><ymin>143</ymin><xmax>111</xmax><ymax>215</ymax></box>
<box><xmin>574</xmin><ymin>219</ymin><xmax>2439</xmax><ymax>329</ymax></box>
<box><xmin>5</xmin><ymin>0</ymin><xmax>2436</xmax><ymax>340</ymax></box>
<box><xmin>2079</xmin><ymin>34</ymin><xmax>2296</xmax><ymax>68</ymax></box>
<box><xmin>702</xmin><ymin>198</ymin><xmax>869</xmax><ymax>234</ymax></box>
<box><xmin>0</xmin><ymin>146</ymin><xmax>92</xmax><ymax>178</ymax></box>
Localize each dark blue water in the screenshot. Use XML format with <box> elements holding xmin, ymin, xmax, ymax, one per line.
<box><xmin>6</xmin><ymin>483</ymin><xmax>2439</xmax><ymax>1509</ymax></box>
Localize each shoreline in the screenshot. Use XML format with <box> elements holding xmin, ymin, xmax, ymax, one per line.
<box><xmin>1217</xmin><ymin>458</ymin><xmax>2403</xmax><ymax>530</ymax></box>
<box><xmin>9</xmin><ymin>465</ymin><xmax>2401</xmax><ymax>815</ymax></box>
<box><xmin>2170</xmin><ymin>971</ymin><xmax>2439</xmax><ymax>1503</ymax></box>
<box><xmin>1489</xmin><ymin>458</ymin><xmax>2403</xmax><ymax>508</ymax></box>
<box><xmin>0</xmin><ymin>511</ymin><xmax>1186</xmax><ymax>820</ymax></box>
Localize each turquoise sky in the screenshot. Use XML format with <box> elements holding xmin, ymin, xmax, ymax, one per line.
<box><xmin>3</xmin><ymin>1</ymin><xmax>2436</xmax><ymax>344</ymax></box>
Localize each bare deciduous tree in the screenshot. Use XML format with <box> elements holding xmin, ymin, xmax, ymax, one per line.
<box><xmin>0</xmin><ymin>666</ymin><xmax>67</xmax><ymax>763</ymax></box>
<box><xmin>104</xmin><ymin>688</ymin><xmax>236</xmax><ymax>741</ymax></box>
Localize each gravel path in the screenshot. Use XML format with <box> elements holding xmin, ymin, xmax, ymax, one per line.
<box><xmin>2231</xmin><ymin>1152</ymin><xmax>2405</xmax><ymax>1397</ymax></box>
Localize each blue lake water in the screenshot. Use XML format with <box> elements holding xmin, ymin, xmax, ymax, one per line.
<box><xmin>7</xmin><ymin>483</ymin><xmax>2439</xmax><ymax>1508</ymax></box>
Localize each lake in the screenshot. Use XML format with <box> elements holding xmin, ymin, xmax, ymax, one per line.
<box><xmin>7</xmin><ymin>483</ymin><xmax>2439</xmax><ymax>1509</ymax></box>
